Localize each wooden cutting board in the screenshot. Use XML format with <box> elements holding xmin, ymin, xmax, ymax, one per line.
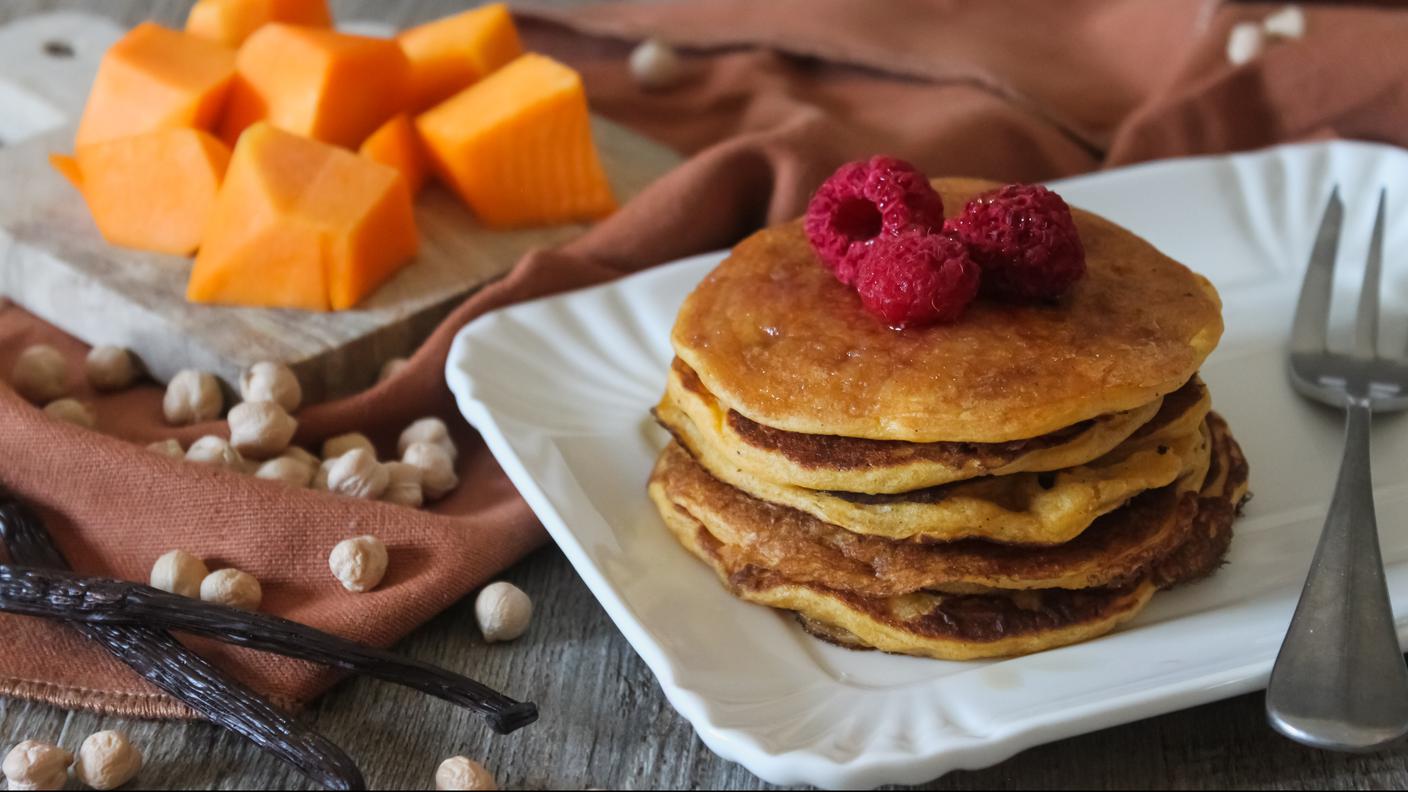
<box><xmin>0</xmin><ymin>12</ymin><xmax>682</xmax><ymax>402</ymax></box>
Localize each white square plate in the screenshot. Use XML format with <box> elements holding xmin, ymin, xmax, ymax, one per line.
<box><xmin>446</xmin><ymin>142</ymin><xmax>1408</xmax><ymax>789</ymax></box>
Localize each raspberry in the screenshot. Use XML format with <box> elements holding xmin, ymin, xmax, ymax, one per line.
<box><xmin>804</xmin><ymin>156</ymin><xmax>945</xmax><ymax>286</ymax></box>
<box><xmin>948</xmin><ymin>183</ymin><xmax>1086</xmax><ymax>301</ymax></box>
<box><xmin>854</xmin><ymin>229</ymin><xmax>980</xmax><ymax>328</ymax></box>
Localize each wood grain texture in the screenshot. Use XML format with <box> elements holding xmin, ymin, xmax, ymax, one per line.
<box><xmin>2</xmin><ymin>2</ymin><xmax>1407</xmax><ymax>790</ymax></box>
<box><xmin>0</xmin><ymin>8</ymin><xmax>680</xmax><ymax>402</ymax></box>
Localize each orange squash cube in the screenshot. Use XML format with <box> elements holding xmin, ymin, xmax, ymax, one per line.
<box><xmin>219</xmin><ymin>24</ymin><xmax>408</xmax><ymax>149</ymax></box>
<box><xmin>73</xmin><ymin>128</ymin><xmax>231</xmax><ymax>255</ymax></box>
<box><xmin>397</xmin><ymin>3</ymin><xmax>522</xmax><ymax>112</ymax></box>
<box><xmin>359</xmin><ymin>114</ymin><xmax>428</xmax><ymax>194</ymax></box>
<box><xmin>75</xmin><ymin>22</ymin><xmax>236</xmax><ymax>147</ymax></box>
<box><xmin>415</xmin><ymin>54</ymin><xmax>615</xmax><ymax>228</ymax></box>
<box><xmin>186</xmin><ymin>0</ymin><xmax>332</xmax><ymax>47</ymax></box>
<box><xmin>188</xmin><ymin>123</ymin><xmax>419</xmax><ymax>311</ymax></box>
<box><xmin>48</xmin><ymin>153</ymin><xmax>82</xmax><ymax>189</ymax></box>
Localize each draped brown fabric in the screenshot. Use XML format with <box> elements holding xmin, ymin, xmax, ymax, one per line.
<box><xmin>2</xmin><ymin>0</ymin><xmax>1404</xmax><ymax>715</ymax></box>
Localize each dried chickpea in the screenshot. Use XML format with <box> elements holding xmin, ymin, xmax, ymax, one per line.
<box><xmin>281</xmin><ymin>445</ymin><xmax>320</xmax><ymax>469</ymax></box>
<box><xmin>377</xmin><ymin>357</ymin><xmax>409</xmax><ymax>384</ymax></box>
<box><xmin>255</xmin><ymin>456</ymin><xmax>315</xmax><ymax>487</ymax></box>
<box><xmin>329</xmin><ymin>535</ymin><xmax>388</xmax><ymax>593</ymax></box>
<box><xmin>228</xmin><ymin>400</ymin><xmax>298</xmax><ymax>460</ymax></box>
<box><xmin>200</xmin><ymin>568</ymin><xmax>262</xmax><ymax>610</ymax></box>
<box><xmin>629</xmin><ymin>38</ymin><xmax>683</xmax><ymax>90</ymax></box>
<box><xmin>43</xmin><ymin>398</ymin><xmax>95</xmax><ymax>428</ymax></box>
<box><xmin>150</xmin><ymin>549</ymin><xmax>209</xmax><ymax>599</ymax></box>
<box><xmin>402</xmin><ymin>441</ymin><xmax>457</xmax><ymax>500</ymax></box>
<box><xmin>322</xmin><ymin>432</ymin><xmax>375</xmax><ymax>460</ymax></box>
<box><xmin>74</xmin><ymin>731</ymin><xmax>141</xmax><ymax>790</ymax></box>
<box><xmin>1263</xmin><ymin>5</ymin><xmax>1305</xmax><ymax>39</ymax></box>
<box><xmin>185</xmin><ymin>435</ymin><xmax>244</xmax><ymax>470</ymax></box>
<box><xmin>313</xmin><ymin>458</ymin><xmax>335</xmax><ymax>490</ymax></box>
<box><xmin>381</xmin><ymin>461</ymin><xmax>424</xmax><ymax>508</ymax></box>
<box><xmin>84</xmin><ymin>346</ymin><xmax>140</xmax><ymax>391</ymax></box>
<box><xmin>10</xmin><ymin>344</ymin><xmax>69</xmax><ymax>404</ymax></box>
<box><xmin>146</xmin><ymin>438</ymin><xmax>184</xmax><ymax>458</ymax></box>
<box><xmin>2</xmin><ymin>740</ymin><xmax>71</xmax><ymax>791</ymax></box>
<box><xmin>239</xmin><ymin>361</ymin><xmax>302</xmax><ymax>413</ymax></box>
<box><xmin>398</xmin><ymin>417</ymin><xmax>457</xmax><ymax>461</ymax></box>
<box><xmin>475</xmin><ymin>581</ymin><xmax>532</xmax><ymax>643</ymax></box>
<box><xmin>435</xmin><ymin>756</ymin><xmax>496</xmax><ymax>791</ymax></box>
<box><xmin>326</xmin><ymin>449</ymin><xmax>388</xmax><ymax>499</ymax></box>
<box><xmin>163</xmin><ymin>369</ymin><xmax>223</xmax><ymax>425</ymax></box>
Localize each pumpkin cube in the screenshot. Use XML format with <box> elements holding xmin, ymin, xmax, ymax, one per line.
<box><xmin>397</xmin><ymin>3</ymin><xmax>522</xmax><ymax>112</ymax></box>
<box><xmin>188</xmin><ymin>123</ymin><xmax>419</xmax><ymax>311</ymax></box>
<box><xmin>48</xmin><ymin>153</ymin><xmax>82</xmax><ymax>189</ymax></box>
<box><xmin>359</xmin><ymin>114</ymin><xmax>428</xmax><ymax>194</ymax></box>
<box><xmin>75</xmin><ymin>22</ymin><xmax>236</xmax><ymax>147</ymax></box>
<box><xmin>416</xmin><ymin>53</ymin><xmax>615</xmax><ymax>228</ymax></box>
<box><xmin>219</xmin><ymin>24</ymin><xmax>408</xmax><ymax>149</ymax></box>
<box><xmin>72</xmin><ymin>128</ymin><xmax>231</xmax><ymax>255</ymax></box>
<box><xmin>186</xmin><ymin>0</ymin><xmax>332</xmax><ymax>47</ymax></box>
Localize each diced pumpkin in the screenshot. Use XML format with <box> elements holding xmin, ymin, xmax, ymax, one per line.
<box><xmin>75</xmin><ymin>22</ymin><xmax>236</xmax><ymax>148</ymax></box>
<box><xmin>73</xmin><ymin>128</ymin><xmax>231</xmax><ymax>255</ymax></box>
<box><xmin>358</xmin><ymin>114</ymin><xmax>427</xmax><ymax>194</ymax></box>
<box><xmin>186</xmin><ymin>0</ymin><xmax>332</xmax><ymax>47</ymax></box>
<box><xmin>219</xmin><ymin>24</ymin><xmax>409</xmax><ymax>149</ymax></box>
<box><xmin>189</xmin><ymin>123</ymin><xmax>418</xmax><ymax>311</ymax></box>
<box><xmin>397</xmin><ymin>3</ymin><xmax>522</xmax><ymax>112</ymax></box>
<box><xmin>415</xmin><ymin>54</ymin><xmax>615</xmax><ymax>228</ymax></box>
<box><xmin>48</xmin><ymin>153</ymin><xmax>82</xmax><ymax>189</ymax></box>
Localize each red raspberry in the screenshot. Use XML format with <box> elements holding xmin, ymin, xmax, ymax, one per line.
<box><xmin>804</xmin><ymin>156</ymin><xmax>945</xmax><ymax>286</ymax></box>
<box><xmin>948</xmin><ymin>183</ymin><xmax>1086</xmax><ymax>301</ymax></box>
<box><xmin>854</xmin><ymin>229</ymin><xmax>980</xmax><ymax>328</ymax></box>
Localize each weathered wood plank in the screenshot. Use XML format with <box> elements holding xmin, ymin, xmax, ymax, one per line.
<box><xmin>2</xmin><ymin>2</ymin><xmax>1407</xmax><ymax>790</ymax></box>
<box><xmin>0</xmin><ymin>10</ymin><xmax>680</xmax><ymax>402</ymax></box>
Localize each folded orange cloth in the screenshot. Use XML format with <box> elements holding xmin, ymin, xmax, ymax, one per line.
<box><xmin>3</xmin><ymin>0</ymin><xmax>1406</xmax><ymax>716</ymax></box>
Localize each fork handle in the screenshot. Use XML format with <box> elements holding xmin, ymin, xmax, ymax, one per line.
<box><xmin>1266</xmin><ymin>400</ymin><xmax>1408</xmax><ymax>751</ymax></box>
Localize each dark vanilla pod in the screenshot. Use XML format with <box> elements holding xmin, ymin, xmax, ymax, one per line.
<box><xmin>0</xmin><ymin>494</ymin><xmax>365</xmax><ymax>791</ymax></box>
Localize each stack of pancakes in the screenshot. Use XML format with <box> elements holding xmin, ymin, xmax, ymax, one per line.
<box><xmin>648</xmin><ymin>178</ymin><xmax>1249</xmax><ymax>660</ymax></box>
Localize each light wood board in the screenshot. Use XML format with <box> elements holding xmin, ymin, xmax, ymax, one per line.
<box><xmin>0</xmin><ymin>10</ymin><xmax>681</xmax><ymax>402</ymax></box>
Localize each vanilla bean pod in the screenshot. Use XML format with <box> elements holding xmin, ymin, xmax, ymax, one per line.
<box><xmin>0</xmin><ymin>497</ymin><xmax>365</xmax><ymax>791</ymax></box>
<box><xmin>0</xmin><ymin>540</ymin><xmax>538</xmax><ymax>734</ymax></box>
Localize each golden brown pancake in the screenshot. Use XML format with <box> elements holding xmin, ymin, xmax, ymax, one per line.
<box><xmin>666</xmin><ymin>357</ymin><xmax>1168</xmax><ymax>494</ymax></box>
<box><xmin>672</xmin><ymin>177</ymin><xmax>1224</xmax><ymax>443</ymax></box>
<box><xmin>655</xmin><ymin>490</ymin><xmax>1158</xmax><ymax>660</ymax></box>
<box><xmin>649</xmin><ymin>414</ymin><xmax>1247</xmax><ymax>660</ymax></box>
<box><xmin>649</xmin><ymin>439</ymin><xmax>1205</xmax><ymax>596</ymax></box>
<box><xmin>1154</xmin><ymin>413</ymin><xmax>1249</xmax><ymax>587</ymax></box>
<box><xmin>655</xmin><ymin>379</ymin><xmax>1212</xmax><ymax>545</ymax></box>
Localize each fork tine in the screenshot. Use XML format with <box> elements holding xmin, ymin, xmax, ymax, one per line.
<box><xmin>1290</xmin><ymin>186</ymin><xmax>1344</xmax><ymax>354</ymax></box>
<box><xmin>1354</xmin><ymin>188</ymin><xmax>1387</xmax><ymax>358</ymax></box>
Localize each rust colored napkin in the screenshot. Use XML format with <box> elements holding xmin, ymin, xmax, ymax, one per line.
<box><xmin>3</xmin><ymin>0</ymin><xmax>1408</xmax><ymax>717</ymax></box>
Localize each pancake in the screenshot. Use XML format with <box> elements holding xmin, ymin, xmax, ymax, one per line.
<box><xmin>655</xmin><ymin>377</ymin><xmax>1213</xmax><ymax>545</ymax></box>
<box><xmin>666</xmin><ymin>357</ymin><xmax>1168</xmax><ymax>494</ymax></box>
<box><xmin>649</xmin><ymin>414</ymin><xmax>1247</xmax><ymax>660</ymax></box>
<box><xmin>656</xmin><ymin>487</ymin><xmax>1158</xmax><ymax>660</ymax></box>
<box><xmin>672</xmin><ymin>177</ymin><xmax>1224</xmax><ymax>443</ymax></box>
<box><xmin>1153</xmin><ymin>413</ymin><xmax>1249</xmax><ymax>587</ymax></box>
<box><xmin>649</xmin><ymin>434</ymin><xmax>1207</xmax><ymax>596</ymax></box>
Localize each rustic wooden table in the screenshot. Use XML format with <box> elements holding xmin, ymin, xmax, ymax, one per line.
<box><xmin>3</xmin><ymin>1</ymin><xmax>1408</xmax><ymax>789</ymax></box>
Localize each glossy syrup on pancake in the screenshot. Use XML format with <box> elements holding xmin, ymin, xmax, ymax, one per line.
<box><xmin>648</xmin><ymin>415</ymin><xmax>1247</xmax><ymax>661</ymax></box>
<box><xmin>666</xmin><ymin>357</ymin><xmax>1164</xmax><ymax>494</ymax></box>
<box><xmin>672</xmin><ymin>177</ymin><xmax>1224</xmax><ymax>443</ymax></box>
<box><xmin>655</xmin><ymin>376</ymin><xmax>1212</xmax><ymax>545</ymax></box>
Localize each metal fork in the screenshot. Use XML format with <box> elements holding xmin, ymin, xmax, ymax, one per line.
<box><xmin>1267</xmin><ymin>186</ymin><xmax>1408</xmax><ymax>751</ymax></box>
